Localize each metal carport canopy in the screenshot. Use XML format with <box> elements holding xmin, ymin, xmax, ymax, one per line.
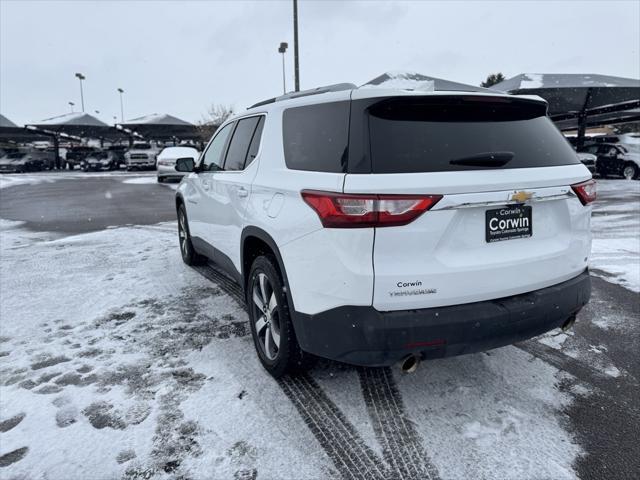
<box><xmin>117</xmin><ymin>114</ymin><xmax>199</xmax><ymax>141</ymax></box>
<box><xmin>0</xmin><ymin>114</ymin><xmax>50</xmax><ymax>142</ymax></box>
<box><xmin>490</xmin><ymin>73</ymin><xmax>640</xmax><ymax>147</ymax></box>
<box><xmin>26</xmin><ymin>112</ymin><xmax>127</xmax><ymax>141</ymax></box>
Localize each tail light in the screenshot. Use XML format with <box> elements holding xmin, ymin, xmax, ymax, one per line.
<box><xmin>571</xmin><ymin>179</ymin><xmax>597</xmax><ymax>205</ymax></box>
<box><xmin>301</xmin><ymin>190</ymin><xmax>442</xmax><ymax>228</ymax></box>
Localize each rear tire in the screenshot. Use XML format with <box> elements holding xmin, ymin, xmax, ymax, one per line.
<box><xmin>247</xmin><ymin>255</ymin><xmax>310</xmax><ymax>378</ymax></box>
<box><xmin>157</xmin><ymin>176</ymin><xmax>164</xmax><ymax>183</ymax></box>
<box><xmin>177</xmin><ymin>205</ymin><xmax>205</xmax><ymax>266</ymax></box>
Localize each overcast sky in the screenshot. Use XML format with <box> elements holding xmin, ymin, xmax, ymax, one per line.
<box><xmin>1</xmin><ymin>0</ymin><xmax>639</xmax><ymax>126</ymax></box>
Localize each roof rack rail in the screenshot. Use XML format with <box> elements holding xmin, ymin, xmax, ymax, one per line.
<box><xmin>249</xmin><ymin>97</ymin><xmax>277</xmax><ymax>109</ymax></box>
<box><xmin>248</xmin><ymin>83</ymin><xmax>356</xmax><ymax>109</ymax></box>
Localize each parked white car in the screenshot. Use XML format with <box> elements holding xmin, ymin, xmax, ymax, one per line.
<box><xmin>175</xmin><ymin>84</ymin><xmax>594</xmax><ymax>378</ymax></box>
<box><xmin>156</xmin><ymin>146</ymin><xmax>200</xmax><ymax>183</ymax></box>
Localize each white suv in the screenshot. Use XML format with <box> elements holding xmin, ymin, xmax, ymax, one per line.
<box><xmin>175</xmin><ymin>84</ymin><xmax>595</xmax><ymax>378</ymax></box>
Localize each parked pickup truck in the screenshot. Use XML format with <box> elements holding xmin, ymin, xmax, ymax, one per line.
<box><xmin>124</xmin><ymin>142</ymin><xmax>159</xmax><ymax>170</ymax></box>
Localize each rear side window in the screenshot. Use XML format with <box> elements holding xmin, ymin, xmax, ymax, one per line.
<box><xmin>366</xmin><ymin>97</ymin><xmax>580</xmax><ymax>173</ymax></box>
<box><xmin>224</xmin><ymin>116</ymin><xmax>261</xmax><ymax>171</ymax></box>
<box><xmin>282</xmin><ymin>101</ymin><xmax>349</xmax><ymax>172</ymax></box>
<box><xmin>245</xmin><ymin>116</ymin><xmax>265</xmax><ymax>168</ymax></box>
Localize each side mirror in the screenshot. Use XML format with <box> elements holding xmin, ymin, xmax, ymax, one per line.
<box><xmin>175</xmin><ymin>157</ymin><xmax>195</xmax><ymax>172</ymax></box>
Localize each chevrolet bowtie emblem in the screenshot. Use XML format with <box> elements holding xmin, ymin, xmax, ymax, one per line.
<box><xmin>511</xmin><ymin>191</ymin><xmax>533</xmax><ymax>203</ymax></box>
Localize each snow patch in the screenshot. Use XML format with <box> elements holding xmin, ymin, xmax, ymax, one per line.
<box><xmin>604</xmin><ymin>366</ymin><xmax>621</xmax><ymax>378</ymax></box>
<box><xmin>122</xmin><ymin>177</ymin><xmax>158</xmax><ymax>185</ymax></box>
<box><xmin>590</xmin><ymin>180</ymin><xmax>640</xmax><ymax>292</ymax></box>
<box><xmin>396</xmin><ymin>350</ymin><xmax>581</xmax><ymax>480</ymax></box>
<box><xmin>538</xmin><ymin>332</ymin><xmax>571</xmax><ymax>350</ymax></box>
<box><xmin>520</xmin><ymin>73</ymin><xmax>544</xmax><ymax>89</ymax></box>
<box><xmin>360</xmin><ymin>71</ymin><xmax>435</xmax><ymax>91</ymax></box>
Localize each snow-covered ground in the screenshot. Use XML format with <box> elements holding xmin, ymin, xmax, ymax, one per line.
<box><xmin>0</xmin><ymin>177</ymin><xmax>638</xmax><ymax>479</ymax></box>
<box><xmin>590</xmin><ymin>180</ymin><xmax>640</xmax><ymax>292</ymax></box>
<box><xmin>0</xmin><ymin>223</ymin><xmax>580</xmax><ymax>480</ymax></box>
<box><xmin>0</xmin><ymin>171</ymin><xmax>157</xmax><ymax>190</ymax></box>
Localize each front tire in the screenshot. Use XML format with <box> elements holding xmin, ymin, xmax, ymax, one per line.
<box><xmin>247</xmin><ymin>255</ymin><xmax>309</xmax><ymax>378</ymax></box>
<box><xmin>623</xmin><ymin>163</ymin><xmax>638</xmax><ymax>180</ymax></box>
<box><xmin>157</xmin><ymin>176</ymin><xmax>164</xmax><ymax>183</ymax></box>
<box><xmin>177</xmin><ymin>205</ymin><xmax>204</xmax><ymax>266</ymax></box>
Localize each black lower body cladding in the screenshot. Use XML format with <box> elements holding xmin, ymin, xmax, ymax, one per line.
<box><xmin>290</xmin><ymin>270</ymin><xmax>591</xmax><ymax>366</ymax></box>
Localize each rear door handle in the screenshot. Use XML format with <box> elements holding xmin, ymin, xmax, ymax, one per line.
<box><xmin>237</xmin><ymin>187</ymin><xmax>248</xmax><ymax>198</ymax></box>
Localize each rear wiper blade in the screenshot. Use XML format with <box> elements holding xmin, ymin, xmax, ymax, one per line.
<box><xmin>449</xmin><ymin>151</ymin><xmax>514</xmax><ymax>167</ymax></box>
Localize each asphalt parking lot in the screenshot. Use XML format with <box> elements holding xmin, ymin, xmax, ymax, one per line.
<box><xmin>0</xmin><ymin>171</ymin><xmax>638</xmax><ymax>480</ymax></box>
<box><xmin>0</xmin><ymin>172</ymin><xmax>176</xmax><ymax>234</ymax></box>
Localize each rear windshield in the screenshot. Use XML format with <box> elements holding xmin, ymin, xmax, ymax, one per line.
<box><xmin>367</xmin><ymin>97</ymin><xmax>580</xmax><ymax>173</ymax></box>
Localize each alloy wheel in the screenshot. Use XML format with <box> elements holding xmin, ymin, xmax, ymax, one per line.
<box><xmin>251</xmin><ymin>272</ymin><xmax>281</xmax><ymax>360</ymax></box>
<box><xmin>178</xmin><ymin>211</ymin><xmax>188</xmax><ymax>258</ymax></box>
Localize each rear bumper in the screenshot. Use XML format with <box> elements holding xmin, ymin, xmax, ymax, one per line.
<box><xmin>291</xmin><ymin>270</ymin><xmax>591</xmax><ymax>366</ymax></box>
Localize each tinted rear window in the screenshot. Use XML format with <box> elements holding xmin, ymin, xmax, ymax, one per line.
<box><xmin>282</xmin><ymin>101</ymin><xmax>349</xmax><ymax>172</ymax></box>
<box><xmin>367</xmin><ymin>97</ymin><xmax>580</xmax><ymax>173</ymax></box>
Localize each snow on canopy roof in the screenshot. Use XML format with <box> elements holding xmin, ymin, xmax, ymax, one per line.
<box><xmin>0</xmin><ymin>114</ymin><xmax>19</xmax><ymax>128</ymax></box>
<box><xmin>31</xmin><ymin>112</ymin><xmax>109</xmax><ymax>127</ymax></box>
<box><xmin>361</xmin><ymin>71</ymin><xmax>489</xmax><ymax>93</ymax></box>
<box><xmin>0</xmin><ymin>114</ymin><xmax>51</xmax><ymax>141</ymax></box>
<box><xmin>491</xmin><ymin>73</ymin><xmax>640</xmax><ymax>92</ymax></box>
<box><xmin>490</xmin><ymin>73</ymin><xmax>640</xmax><ymax>119</ymax></box>
<box><xmin>122</xmin><ymin>114</ymin><xmax>194</xmax><ymax>127</ymax></box>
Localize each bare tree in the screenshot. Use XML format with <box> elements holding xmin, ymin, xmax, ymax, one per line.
<box><xmin>197</xmin><ymin>103</ymin><xmax>234</xmax><ymax>142</ymax></box>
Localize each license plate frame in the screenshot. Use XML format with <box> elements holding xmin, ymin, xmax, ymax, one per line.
<box><xmin>485</xmin><ymin>205</ymin><xmax>532</xmax><ymax>243</ymax></box>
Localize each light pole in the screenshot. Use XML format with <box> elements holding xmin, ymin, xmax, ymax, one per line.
<box><xmin>68</xmin><ymin>101</ymin><xmax>75</xmax><ymax>113</ymax></box>
<box><xmin>75</xmin><ymin>73</ymin><xmax>86</xmax><ymax>112</ymax></box>
<box><xmin>293</xmin><ymin>0</ymin><xmax>300</xmax><ymax>92</ymax></box>
<box><xmin>278</xmin><ymin>42</ymin><xmax>288</xmax><ymax>94</ymax></box>
<box><xmin>117</xmin><ymin>88</ymin><xmax>124</xmax><ymax>122</ymax></box>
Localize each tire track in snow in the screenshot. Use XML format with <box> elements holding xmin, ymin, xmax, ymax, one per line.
<box><xmin>516</xmin><ymin>341</ymin><xmax>640</xmax><ymax>415</ymax></box>
<box><xmin>358</xmin><ymin>367</ymin><xmax>441</xmax><ymax>480</ymax></box>
<box><xmin>193</xmin><ymin>262</ymin><xmax>246</xmax><ymax>310</ymax></box>
<box><xmin>192</xmin><ymin>263</ymin><xmax>438</xmax><ymax>479</ymax></box>
<box><xmin>279</xmin><ymin>374</ymin><xmax>388</xmax><ymax>480</ymax></box>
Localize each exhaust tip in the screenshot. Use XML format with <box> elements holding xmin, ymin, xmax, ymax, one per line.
<box><xmin>561</xmin><ymin>316</ymin><xmax>576</xmax><ymax>332</ymax></box>
<box><xmin>400</xmin><ymin>354</ymin><xmax>420</xmax><ymax>374</ymax></box>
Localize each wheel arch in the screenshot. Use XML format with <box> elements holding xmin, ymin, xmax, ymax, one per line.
<box><xmin>175</xmin><ymin>193</ymin><xmax>185</xmax><ymax>211</ymax></box>
<box><xmin>241</xmin><ymin>226</ymin><xmax>295</xmax><ymax>311</ymax></box>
